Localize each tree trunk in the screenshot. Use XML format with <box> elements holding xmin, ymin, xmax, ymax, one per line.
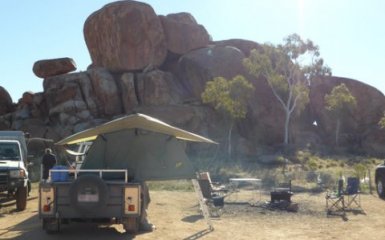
<box><xmin>368</xmin><ymin>169</ymin><xmax>373</xmax><ymax>194</ymax></box>
<box><xmin>228</xmin><ymin>121</ymin><xmax>234</xmax><ymax>159</ymax></box>
<box><xmin>335</xmin><ymin>118</ymin><xmax>341</xmax><ymax>146</ymax></box>
<box><xmin>284</xmin><ymin>110</ymin><xmax>290</xmax><ymax>145</ymax></box>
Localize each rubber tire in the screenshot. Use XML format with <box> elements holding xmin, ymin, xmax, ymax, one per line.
<box><xmin>69</xmin><ymin>175</ymin><xmax>109</xmax><ymax>214</ymax></box>
<box><xmin>377</xmin><ymin>175</ymin><xmax>385</xmax><ymax>199</ymax></box>
<box><xmin>123</xmin><ymin>217</ymin><xmax>139</xmax><ymax>234</ymax></box>
<box><xmin>16</xmin><ymin>185</ymin><xmax>28</xmax><ymax>211</ymax></box>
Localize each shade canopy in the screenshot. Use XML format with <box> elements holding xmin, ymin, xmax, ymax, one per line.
<box><xmin>56</xmin><ymin>113</ymin><xmax>217</xmax><ymax>146</ymax></box>
<box><xmin>55</xmin><ymin>114</ymin><xmax>216</xmax><ymax>181</ymax></box>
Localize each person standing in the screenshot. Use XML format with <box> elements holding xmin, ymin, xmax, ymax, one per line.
<box><xmin>41</xmin><ymin>148</ymin><xmax>57</xmax><ymax>181</ymax></box>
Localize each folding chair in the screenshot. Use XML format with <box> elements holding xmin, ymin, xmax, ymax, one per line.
<box><xmin>326</xmin><ymin>178</ymin><xmax>345</xmax><ymax>216</ymax></box>
<box><xmin>199</xmin><ymin>172</ymin><xmax>227</xmax><ymax>192</ymax></box>
<box><xmin>197</xmin><ymin>172</ymin><xmax>227</xmax><ymax>217</ymax></box>
<box><xmin>344</xmin><ymin>177</ymin><xmax>362</xmax><ymax>212</ymax></box>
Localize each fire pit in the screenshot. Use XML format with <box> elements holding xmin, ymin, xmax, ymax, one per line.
<box><xmin>270</xmin><ymin>191</ymin><xmax>293</xmax><ymax>203</ymax></box>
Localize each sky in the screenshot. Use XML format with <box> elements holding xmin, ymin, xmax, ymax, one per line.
<box><xmin>1</xmin><ymin>0</ymin><xmax>384</xmax><ymax>102</ymax></box>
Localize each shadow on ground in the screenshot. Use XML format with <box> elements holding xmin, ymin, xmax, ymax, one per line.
<box><xmin>0</xmin><ymin>213</ymin><xmax>156</xmax><ymax>240</ymax></box>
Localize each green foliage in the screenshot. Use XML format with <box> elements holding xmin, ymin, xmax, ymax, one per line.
<box><xmin>201</xmin><ymin>75</ymin><xmax>255</xmax><ymax>120</ymax></box>
<box><xmin>324</xmin><ymin>83</ymin><xmax>357</xmax><ymax>116</ymax></box>
<box><xmin>353</xmin><ymin>163</ymin><xmax>366</xmax><ymax>179</ymax></box>
<box><xmin>202</xmin><ymin>75</ymin><xmax>255</xmax><ymax>158</ymax></box>
<box><xmin>307</xmin><ymin>158</ymin><xmax>318</xmax><ymax>171</ymax></box>
<box><xmin>243</xmin><ymin>33</ymin><xmax>330</xmax><ymax>144</ymax></box>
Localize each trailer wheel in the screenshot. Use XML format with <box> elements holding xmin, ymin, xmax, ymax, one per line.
<box><xmin>377</xmin><ymin>175</ymin><xmax>385</xmax><ymax>199</ymax></box>
<box><xmin>16</xmin><ymin>185</ymin><xmax>28</xmax><ymax>211</ymax></box>
<box><xmin>123</xmin><ymin>217</ymin><xmax>139</xmax><ymax>234</ymax></box>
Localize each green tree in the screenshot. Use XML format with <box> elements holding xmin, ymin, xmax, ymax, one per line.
<box><xmin>324</xmin><ymin>83</ymin><xmax>357</xmax><ymax>146</ymax></box>
<box><xmin>201</xmin><ymin>75</ymin><xmax>255</xmax><ymax>158</ymax></box>
<box><xmin>244</xmin><ymin>33</ymin><xmax>331</xmax><ymax>145</ymax></box>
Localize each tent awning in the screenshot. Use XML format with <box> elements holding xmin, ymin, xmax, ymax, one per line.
<box><xmin>56</xmin><ymin>113</ymin><xmax>217</xmax><ymax>145</ymax></box>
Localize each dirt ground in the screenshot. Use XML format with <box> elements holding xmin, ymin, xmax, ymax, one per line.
<box><xmin>1</xmin><ymin>186</ymin><xmax>385</xmax><ymax>240</ymax></box>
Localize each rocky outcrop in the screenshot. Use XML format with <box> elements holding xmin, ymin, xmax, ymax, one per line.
<box><xmin>308</xmin><ymin>76</ymin><xmax>385</xmax><ymax>152</ymax></box>
<box><xmin>0</xmin><ymin>86</ymin><xmax>13</xmax><ymax>115</ymax></box>
<box><xmin>2</xmin><ymin>1</ymin><xmax>385</xmax><ymax>157</ymax></box>
<box><xmin>160</xmin><ymin>13</ymin><xmax>210</xmax><ymax>55</ymax></box>
<box><xmin>20</xmin><ymin>91</ymin><xmax>34</xmax><ymax>105</ymax></box>
<box><xmin>43</xmin><ymin>72</ymin><xmax>94</xmax><ymax>127</ymax></box>
<box><xmin>119</xmin><ymin>73</ymin><xmax>139</xmax><ymax>113</ymax></box>
<box><xmin>84</xmin><ymin>1</ymin><xmax>167</xmax><ymax>71</ymax></box>
<box><xmin>33</xmin><ymin>58</ymin><xmax>76</xmax><ymax>78</ymax></box>
<box><xmin>213</xmin><ymin>39</ymin><xmax>262</xmax><ymax>56</ymax></box>
<box><xmin>137</xmin><ymin>70</ymin><xmax>180</xmax><ymax>106</ymax></box>
<box><xmin>88</xmin><ymin>68</ymin><xmax>122</xmax><ymax>116</ymax></box>
<box><xmin>176</xmin><ymin>45</ymin><xmax>248</xmax><ymax>99</ymax></box>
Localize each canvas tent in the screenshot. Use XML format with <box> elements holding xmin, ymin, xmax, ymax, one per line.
<box><xmin>56</xmin><ymin>114</ymin><xmax>216</xmax><ymax>181</ymax></box>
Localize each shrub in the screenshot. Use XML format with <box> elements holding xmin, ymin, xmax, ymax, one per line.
<box><xmin>307</xmin><ymin>159</ymin><xmax>318</xmax><ymax>171</ymax></box>
<box><xmin>353</xmin><ymin>163</ymin><xmax>366</xmax><ymax>179</ymax></box>
<box><xmin>306</xmin><ymin>171</ymin><xmax>318</xmax><ymax>182</ymax></box>
<box><xmin>320</xmin><ymin>172</ymin><xmax>335</xmax><ymax>188</ymax></box>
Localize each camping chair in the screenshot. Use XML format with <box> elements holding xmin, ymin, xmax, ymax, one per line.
<box><xmin>325</xmin><ymin>178</ymin><xmax>345</xmax><ymax>216</ymax></box>
<box><xmin>197</xmin><ymin>172</ymin><xmax>227</xmax><ymax>217</ymax></box>
<box><xmin>343</xmin><ymin>177</ymin><xmax>362</xmax><ymax>212</ymax></box>
<box><xmin>199</xmin><ymin>172</ymin><xmax>228</xmax><ymax>192</ymax></box>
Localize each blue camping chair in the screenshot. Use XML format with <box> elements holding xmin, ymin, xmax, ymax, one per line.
<box><xmin>343</xmin><ymin>177</ymin><xmax>362</xmax><ymax>211</ymax></box>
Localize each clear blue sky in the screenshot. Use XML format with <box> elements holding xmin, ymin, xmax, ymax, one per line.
<box><xmin>1</xmin><ymin>0</ymin><xmax>384</xmax><ymax>102</ymax></box>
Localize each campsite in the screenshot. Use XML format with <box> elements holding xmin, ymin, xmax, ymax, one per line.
<box><xmin>1</xmin><ymin>181</ymin><xmax>385</xmax><ymax>239</ymax></box>
<box><xmin>1</xmin><ymin>1</ymin><xmax>385</xmax><ymax>239</ymax></box>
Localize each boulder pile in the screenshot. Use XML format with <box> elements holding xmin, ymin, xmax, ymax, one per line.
<box><xmin>1</xmin><ymin>0</ymin><xmax>384</xmax><ymax>156</ymax></box>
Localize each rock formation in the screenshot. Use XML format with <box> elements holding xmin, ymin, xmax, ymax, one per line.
<box><xmin>0</xmin><ymin>86</ymin><xmax>13</xmax><ymax>115</ymax></box>
<box><xmin>308</xmin><ymin>76</ymin><xmax>385</xmax><ymax>154</ymax></box>
<box><xmin>84</xmin><ymin>1</ymin><xmax>167</xmax><ymax>71</ymax></box>
<box><xmin>33</xmin><ymin>57</ymin><xmax>76</xmax><ymax>78</ymax></box>
<box><xmin>1</xmin><ymin>0</ymin><xmax>385</xmax><ymax>157</ymax></box>
<box><xmin>160</xmin><ymin>13</ymin><xmax>210</xmax><ymax>55</ymax></box>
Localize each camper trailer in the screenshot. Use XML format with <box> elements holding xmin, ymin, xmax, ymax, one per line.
<box><xmin>39</xmin><ymin>114</ymin><xmax>215</xmax><ymax>234</ymax></box>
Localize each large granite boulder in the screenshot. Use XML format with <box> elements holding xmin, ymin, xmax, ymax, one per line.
<box><xmin>43</xmin><ymin>72</ymin><xmax>95</xmax><ymax>127</ymax></box>
<box><xmin>160</xmin><ymin>13</ymin><xmax>210</xmax><ymax>55</ymax></box>
<box><xmin>84</xmin><ymin>1</ymin><xmax>167</xmax><ymax>71</ymax></box>
<box><xmin>137</xmin><ymin>70</ymin><xmax>181</xmax><ymax>106</ymax></box>
<box><xmin>119</xmin><ymin>73</ymin><xmax>139</xmax><ymax>114</ymax></box>
<box><xmin>175</xmin><ymin>45</ymin><xmax>248</xmax><ymax>99</ymax></box>
<box><xmin>20</xmin><ymin>91</ymin><xmax>34</xmax><ymax>105</ymax></box>
<box><xmin>88</xmin><ymin>68</ymin><xmax>122</xmax><ymax>116</ymax></box>
<box><xmin>0</xmin><ymin>114</ymin><xmax>12</xmax><ymax>130</ymax></box>
<box><xmin>0</xmin><ymin>86</ymin><xmax>13</xmax><ymax>115</ymax></box>
<box><xmin>33</xmin><ymin>58</ymin><xmax>76</xmax><ymax>78</ymax></box>
<box><xmin>309</xmin><ymin>76</ymin><xmax>385</xmax><ymax>149</ymax></box>
<box><xmin>213</xmin><ymin>39</ymin><xmax>262</xmax><ymax>56</ymax></box>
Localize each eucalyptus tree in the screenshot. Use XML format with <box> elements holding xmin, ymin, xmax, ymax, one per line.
<box><xmin>201</xmin><ymin>75</ymin><xmax>254</xmax><ymax>158</ymax></box>
<box><xmin>324</xmin><ymin>83</ymin><xmax>357</xmax><ymax>146</ymax></box>
<box><xmin>244</xmin><ymin>34</ymin><xmax>331</xmax><ymax>145</ymax></box>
